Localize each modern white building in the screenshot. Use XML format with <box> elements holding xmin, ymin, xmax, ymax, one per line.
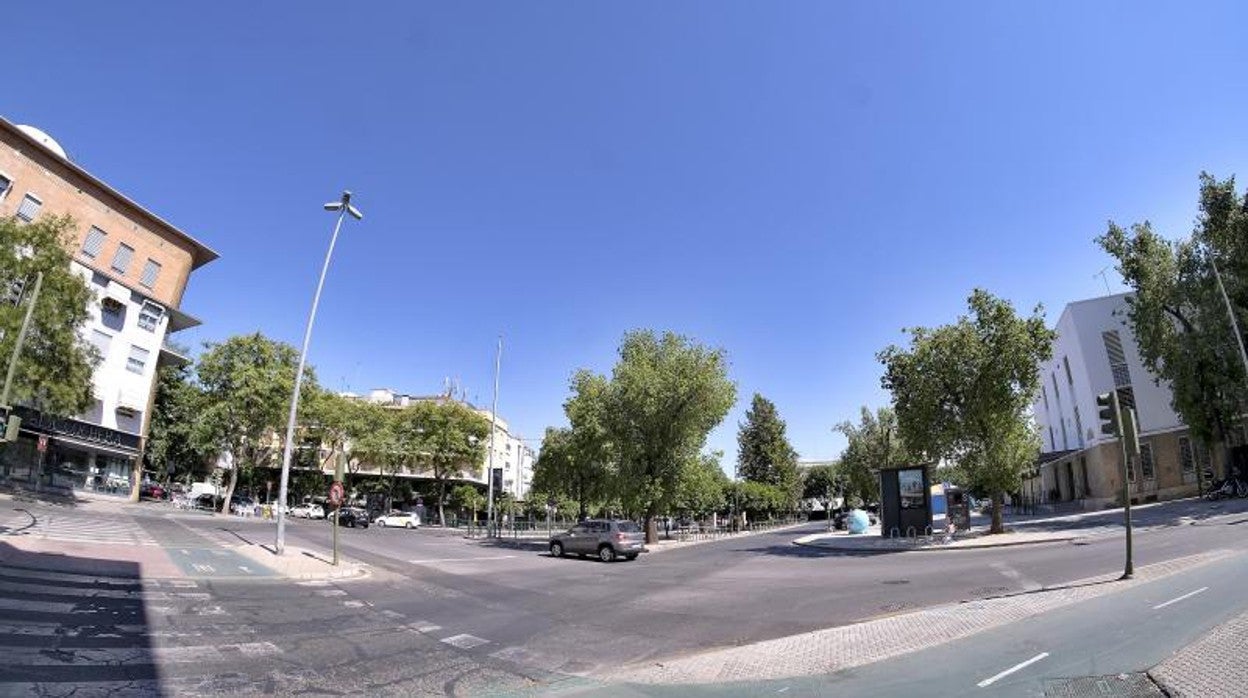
<box><xmin>0</xmin><ymin>119</ymin><xmax>217</xmax><ymax>496</ymax></box>
<box><xmin>1028</xmin><ymin>293</ymin><xmax>1235</xmax><ymax>508</ymax></box>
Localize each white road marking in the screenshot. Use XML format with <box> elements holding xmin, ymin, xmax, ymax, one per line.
<box><xmin>977</xmin><ymin>652</ymin><xmax>1049</xmax><ymax>687</ymax></box>
<box><xmin>381</xmin><ymin>609</ymin><xmax>405</xmax><ymax>620</ymax></box>
<box><xmin>297</xmin><ymin>580</ymin><xmax>330</xmax><ymax>587</ymax></box>
<box><xmin>409</xmin><ymin>555</ymin><xmax>516</xmax><ymax>564</ymax></box>
<box><xmin>343</xmin><ymin>600</ymin><xmax>365</xmax><ymax>608</ymax></box>
<box><xmin>442</xmin><ymin>633</ymin><xmax>489</xmax><ymax>649</ymax></box>
<box><xmin>316</xmin><ymin>589</ymin><xmax>348</xmax><ymax>597</ymax></box>
<box><xmin>191</xmin><ymin>564</ymin><xmax>215</xmax><ymax>574</ymax></box>
<box><xmin>0</xmin><ymin>641</ymin><xmax>280</xmax><ymax>665</ymax></box>
<box><xmin>238</xmin><ymin>566</ymin><xmax>252</xmax><ymax>574</ymax></box>
<box><xmin>1153</xmin><ymin>586</ymin><xmax>1209</xmax><ymax>610</ymax></box>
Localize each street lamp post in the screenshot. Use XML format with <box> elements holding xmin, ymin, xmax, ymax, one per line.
<box><xmin>275</xmin><ymin>191</ymin><xmax>363</xmax><ymax>556</ymax></box>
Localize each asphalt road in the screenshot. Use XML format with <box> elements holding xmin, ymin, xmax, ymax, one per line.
<box><xmin>220</xmin><ymin>502</ymin><xmax>1248</xmax><ymax>678</ymax></box>
<box><xmin>2</xmin><ymin>497</ymin><xmax>1245</xmax><ymax>696</ymax></box>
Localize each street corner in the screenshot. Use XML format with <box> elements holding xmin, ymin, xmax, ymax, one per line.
<box><xmin>0</xmin><ymin>534</ymin><xmax>187</xmax><ymax>578</ymax></box>
<box><xmin>229</xmin><ymin>543</ymin><xmax>370</xmax><ymax>582</ymax></box>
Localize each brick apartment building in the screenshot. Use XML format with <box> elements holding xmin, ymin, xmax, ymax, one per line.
<box><xmin>0</xmin><ymin>118</ymin><xmax>217</xmax><ymax>497</ymax></box>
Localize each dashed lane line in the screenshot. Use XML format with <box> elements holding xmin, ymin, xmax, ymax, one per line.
<box><xmin>976</xmin><ymin>652</ymin><xmax>1049</xmax><ymax>688</ymax></box>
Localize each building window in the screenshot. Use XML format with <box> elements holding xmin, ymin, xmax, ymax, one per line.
<box><xmin>89</xmin><ymin>329</ymin><xmax>112</xmax><ymax>359</ymax></box>
<box><xmin>100</xmin><ymin>297</ymin><xmax>125</xmax><ymax>332</ymax></box>
<box><xmin>1042</xmin><ymin>385</ymin><xmax>1049</xmax><ymax>411</ymax></box>
<box><xmin>111</xmin><ymin>243</ymin><xmax>135</xmax><ymax>275</ymax></box>
<box><xmin>140</xmin><ymin>259</ymin><xmax>161</xmax><ymax>289</ymax></box>
<box><xmin>137</xmin><ymin>301</ymin><xmax>163</xmax><ymax>332</ymax></box>
<box><xmin>1102</xmin><ymin>330</ymin><xmax>1132</xmax><ymax>387</ymax></box>
<box><xmin>1063</xmin><ymin>356</ymin><xmax>1073</xmax><ymax>385</ymax></box>
<box><xmin>1139</xmin><ymin>443</ymin><xmax>1155</xmax><ymax>481</ymax></box>
<box><xmin>126</xmin><ymin>345</ymin><xmax>150</xmax><ymax>374</ymax></box>
<box><xmin>1060</xmin><ymin>419</ymin><xmax>1069</xmax><ymax>450</ymax></box>
<box><xmin>1179</xmin><ymin>437</ymin><xmax>1194</xmax><ymax>474</ymax></box>
<box><xmin>82</xmin><ymin>227</ymin><xmax>107</xmax><ymax>258</ymax></box>
<box><xmin>1074</xmin><ymin>406</ymin><xmax>1084</xmax><ymax>447</ymax></box>
<box><xmin>1052</xmin><ymin>373</ymin><xmax>1061</xmax><ymax>403</ymax></box>
<box><xmin>0</xmin><ymin>172</ymin><xmax>11</xmax><ymax>201</ymax></box>
<box><xmin>1048</xmin><ymin>426</ymin><xmax>1055</xmax><ymax>451</ymax></box>
<box><xmin>15</xmin><ymin>193</ymin><xmax>42</xmax><ymax>222</ymax></box>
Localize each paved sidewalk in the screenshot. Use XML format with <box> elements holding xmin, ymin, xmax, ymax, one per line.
<box><xmin>1150</xmin><ymin>607</ymin><xmax>1248</xmax><ymax>697</ymax></box>
<box><xmin>1</xmin><ymin>495</ymin><xmax>365</xmax><ymax>581</ymax></box>
<box><xmin>596</xmin><ymin>549</ymin><xmax>1235</xmax><ymax>685</ymax></box>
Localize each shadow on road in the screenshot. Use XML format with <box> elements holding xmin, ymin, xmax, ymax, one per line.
<box><xmin>0</xmin><ymin>540</ymin><xmax>160</xmax><ymax>694</ymax></box>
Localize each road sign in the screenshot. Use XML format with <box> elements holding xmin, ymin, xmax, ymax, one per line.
<box><xmin>36</xmin><ymin>435</ymin><xmax>47</xmax><ymax>453</ymax></box>
<box><xmin>328</xmin><ymin>481</ymin><xmax>344</xmax><ymax>507</ymax></box>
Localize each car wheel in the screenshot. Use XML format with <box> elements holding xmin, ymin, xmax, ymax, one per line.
<box><xmin>550</xmin><ymin>541</ymin><xmax>564</xmax><ymax>557</ymax></box>
<box><xmin>378</xmin><ymin>520</ymin><xmax>386</xmax><ymax>527</ymax></box>
<box><xmin>598</xmin><ymin>545</ymin><xmax>616</xmax><ymax>563</ymax></box>
<box><xmin>405</xmin><ymin>522</ymin><xmax>414</xmax><ymax>529</ymax></box>
<box><xmin>348</xmin><ymin>521</ymin><xmax>355</xmax><ymax>528</ymax></box>
<box><xmin>624</xmin><ymin>554</ymin><xmax>638</xmax><ymax>561</ymax></box>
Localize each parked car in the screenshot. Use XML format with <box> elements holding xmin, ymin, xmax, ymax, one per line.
<box><xmin>374</xmin><ymin>511</ymin><xmax>419</xmax><ymax>529</ymax></box>
<box><xmin>549</xmin><ymin>519</ymin><xmax>645</xmax><ymax>562</ymax></box>
<box><xmin>291</xmin><ymin>503</ymin><xmax>325</xmax><ymax>519</ymax></box>
<box><xmin>139</xmin><ymin>482</ymin><xmax>166</xmax><ymax>500</ymax></box>
<box><xmin>331</xmin><ymin>507</ymin><xmax>370</xmax><ymax>528</ymax></box>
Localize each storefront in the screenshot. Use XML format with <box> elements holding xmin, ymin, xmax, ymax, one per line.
<box><xmin>0</xmin><ymin>406</ymin><xmax>142</xmax><ymax>496</ymax></box>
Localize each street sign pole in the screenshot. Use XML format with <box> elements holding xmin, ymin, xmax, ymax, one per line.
<box><xmin>331</xmin><ymin>459</ymin><xmax>345</xmax><ymax>567</ymax></box>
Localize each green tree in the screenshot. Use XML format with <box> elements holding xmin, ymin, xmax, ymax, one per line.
<box><xmin>145</xmin><ymin>362</ymin><xmax>212</xmax><ymax>485</ymax></box>
<box><xmin>600</xmin><ymin>330</ymin><xmax>737</xmax><ymax>543</ymax></box>
<box><xmin>736</xmin><ymin>393</ymin><xmax>800</xmax><ymax>503</ymax></box>
<box><xmin>416</xmin><ymin>400</ymin><xmax>490</xmax><ymax>526</ymax></box>
<box><xmin>194</xmin><ymin>333</ymin><xmax>315</xmax><ymax>515</ymax></box>
<box><xmin>450</xmin><ymin>483</ymin><xmax>484</xmax><ymax>524</ymax></box>
<box><xmin>674</xmin><ymin>451</ymin><xmax>729</xmax><ymax>517</ymax></box>
<box><xmin>801</xmin><ymin>463</ymin><xmax>845</xmax><ymax>503</ymax></box>
<box><xmin>1098</xmin><ymin>173</ymin><xmax>1248</xmax><ymax>474</ymax></box>
<box><xmin>302</xmin><ymin>390</ymin><xmax>369</xmax><ymax>484</ymax></box>
<box><xmin>0</xmin><ymin>215</ymin><xmax>99</xmax><ymax>416</ymax></box>
<box><xmin>351</xmin><ymin>402</ymin><xmax>404</xmax><ymax>506</ymax></box>
<box><xmin>879</xmin><ymin>290</ymin><xmax>1054</xmax><ymax>533</ymax></box>
<box><xmin>834</xmin><ymin>406</ymin><xmax>909</xmax><ymax>506</ymax></box>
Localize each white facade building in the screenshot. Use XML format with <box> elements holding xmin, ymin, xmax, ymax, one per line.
<box><xmin>1029</xmin><ymin>293</ymin><xmax>1217</xmax><ymax>508</ymax></box>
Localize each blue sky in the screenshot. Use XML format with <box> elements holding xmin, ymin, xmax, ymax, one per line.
<box><xmin>8</xmin><ymin>2</ymin><xmax>1248</xmax><ymax>468</ymax></box>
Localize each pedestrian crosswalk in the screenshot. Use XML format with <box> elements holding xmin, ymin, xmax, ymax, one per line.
<box><xmin>0</xmin><ymin>509</ymin><xmax>158</xmax><ymax>546</ymax></box>
<box><xmin>0</xmin><ymin>558</ymin><xmax>560</xmax><ymax>696</ymax></box>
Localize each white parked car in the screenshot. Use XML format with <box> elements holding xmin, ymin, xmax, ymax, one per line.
<box><xmin>291</xmin><ymin>503</ymin><xmax>325</xmax><ymax>519</ymax></box>
<box><xmin>374</xmin><ymin>511</ymin><xmax>420</xmax><ymax>529</ymax></box>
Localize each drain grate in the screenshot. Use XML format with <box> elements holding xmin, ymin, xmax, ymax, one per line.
<box><xmin>880</xmin><ymin>579</ymin><xmax>911</xmax><ymax>585</ymax></box>
<box><xmin>1044</xmin><ymin>673</ymin><xmax>1163</xmax><ymax>697</ymax></box>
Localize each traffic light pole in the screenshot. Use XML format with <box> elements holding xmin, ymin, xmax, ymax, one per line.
<box><xmin>1</xmin><ymin>272</ymin><xmax>43</xmax><ymax>410</ymax></box>
<box><xmin>1118</xmin><ymin>430</ymin><xmax>1134</xmax><ymax>580</ymax></box>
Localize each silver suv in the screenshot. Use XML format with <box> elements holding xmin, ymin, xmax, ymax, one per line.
<box><xmin>549</xmin><ymin>519</ymin><xmax>646</xmax><ymax>562</ymax></box>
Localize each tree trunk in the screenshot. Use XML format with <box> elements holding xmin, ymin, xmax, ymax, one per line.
<box><xmin>437</xmin><ymin>478</ymin><xmax>446</xmax><ymax>526</ymax></box>
<box><xmin>644</xmin><ymin>509</ymin><xmax>658</xmax><ymax>544</ymax></box>
<box><xmin>990</xmin><ymin>491</ymin><xmax>1004</xmax><ymax>534</ymax></box>
<box><xmin>128</xmin><ymin>459</ymin><xmax>143</xmax><ymax>503</ymax></box>
<box><xmin>221</xmin><ymin>466</ymin><xmax>238</xmax><ymax>515</ymax></box>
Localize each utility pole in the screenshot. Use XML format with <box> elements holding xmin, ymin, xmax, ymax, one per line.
<box><xmin>1</xmin><ymin>272</ymin><xmax>43</xmax><ymax>410</ymax></box>
<box><xmin>1211</xmin><ymin>255</ymin><xmax>1248</xmax><ymax>385</ymax></box>
<box><xmin>485</xmin><ymin>336</ymin><xmax>502</xmax><ymax>537</ymax></box>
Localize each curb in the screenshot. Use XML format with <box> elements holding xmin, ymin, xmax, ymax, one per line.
<box><xmin>791</xmin><ymin>533</ymin><xmax>1082</xmax><ymax>553</ymax></box>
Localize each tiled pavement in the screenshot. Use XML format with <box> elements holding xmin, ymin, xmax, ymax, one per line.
<box><xmin>1151</xmin><ymin>607</ymin><xmax>1248</xmax><ymax>697</ymax></box>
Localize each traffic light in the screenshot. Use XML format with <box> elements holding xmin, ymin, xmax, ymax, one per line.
<box><xmin>3</xmin><ymin>415</ymin><xmax>20</xmax><ymax>443</ymax></box>
<box><xmin>1096</xmin><ymin>391</ymin><xmax>1121</xmax><ymax>438</ymax></box>
<box><xmin>1121</xmin><ymin>405</ymin><xmax>1141</xmax><ymax>459</ymax></box>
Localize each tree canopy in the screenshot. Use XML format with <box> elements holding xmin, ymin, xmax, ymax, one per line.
<box><xmin>0</xmin><ymin>214</ymin><xmax>98</xmax><ymax>416</ymax></box>
<box><xmin>834</xmin><ymin>406</ymin><xmax>910</xmax><ymax>506</ymax></box>
<box><xmin>878</xmin><ymin>289</ymin><xmax>1053</xmax><ymax>533</ymax></box>
<box><xmin>736</xmin><ymin>393</ymin><xmax>800</xmax><ymax>502</ymax></box>
<box><xmin>1098</xmin><ymin>173</ymin><xmax>1248</xmax><ymax>461</ymax></box>
<box><xmin>194</xmin><ymin>333</ymin><xmax>313</xmax><ymax>514</ymax></box>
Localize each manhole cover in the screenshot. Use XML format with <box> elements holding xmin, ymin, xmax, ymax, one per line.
<box><xmin>1044</xmin><ymin>673</ymin><xmax>1163</xmax><ymax>697</ymax></box>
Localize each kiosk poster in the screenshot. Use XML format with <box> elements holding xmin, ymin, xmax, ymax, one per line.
<box><xmin>898</xmin><ymin>468</ymin><xmax>925</xmax><ymax>510</ymax></box>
